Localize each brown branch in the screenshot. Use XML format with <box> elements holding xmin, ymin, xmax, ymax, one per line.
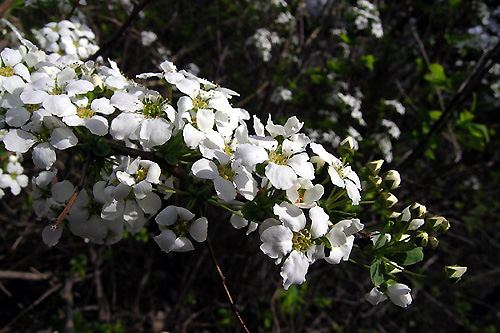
<box><xmin>205</xmin><ymin>236</ymin><xmax>250</xmax><ymax>333</ymax></box>
<box><xmin>89</xmin><ymin>0</ymin><xmax>155</xmax><ymax>61</ymax></box>
<box><xmin>1</xmin><ymin>283</ymin><xmax>63</xmax><ymax>331</ymax></box>
<box><xmin>0</xmin><ymin>0</ymin><xmax>15</xmax><ymax>19</ymax></box>
<box><xmin>0</xmin><ymin>270</ymin><xmax>51</xmax><ymax>280</ymax></box>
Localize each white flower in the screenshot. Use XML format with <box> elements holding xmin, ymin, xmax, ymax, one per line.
<box><xmin>154</xmin><ymin>205</ymin><xmax>208</xmax><ymax>253</ymax></box>
<box><xmin>286</xmin><ymin>178</ymin><xmax>324</xmax><ymax>208</ymax></box>
<box><xmin>310</xmin><ymin>142</ymin><xmax>362</xmax><ymax>205</ymax></box>
<box><xmin>387</xmin><ymin>283</ymin><xmax>412</xmax><ymax>307</ymax></box>
<box><xmin>324</xmin><ymin>218</ymin><xmax>364</xmax><ymax>264</ymax></box>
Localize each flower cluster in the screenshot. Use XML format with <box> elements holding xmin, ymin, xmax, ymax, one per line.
<box><xmin>0</xmin><ymin>17</ymin><xmax>462</xmax><ymax>309</ymax></box>
<box><xmin>32</xmin><ymin>20</ymin><xmax>99</xmax><ymax>59</ymax></box>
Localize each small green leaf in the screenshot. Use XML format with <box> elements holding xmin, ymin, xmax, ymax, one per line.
<box><xmin>424</xmin><ymin>63</ymin><xmax>447</xmax><ymax>85</ymax></box>
<box><xmin>387</xmin><ymin>247</ymin><xmax>424</xmax><ymax>266</ymax></box>
<box><xmin>459</xmin><ymin>110</ymin><xmax>474</xmax><ymax>122</ymax></box>
<box><xmin>362</xmin><ymin>54</ymin><xmax>376</xmax><ymax>71</ymax></box>
<box><xmin>370</xmin><ymin>260</ymin><xmax>385</xmax><ymax>286</ymax></box>
<box><xmin>429</xmin><ymin>110</ymin><xmax>442</xmax><ymax>121</ymax></box>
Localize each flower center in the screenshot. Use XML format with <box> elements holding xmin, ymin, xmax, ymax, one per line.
<box><xmin>135</xmin><ymin>167</ymin><xmax>149</xmax><ymax>182</ymax></box>
<box><xmin>269</xmin><ymin>149</ymin><xmax>289</xmax><ymax>165</ymax></box>
<box><xmin>292</xmin><ymin>229</ymin><xmax>312</xmax><ymax>252</ymax></box>
<box><xmin>173</xmin><ymin>219</ymin><xmax>191</xmax><ymax>237</ymax></box>
<box><xmin>193</xmin><ymin>94</ymin><xmax>209</xmax><ymax>110</ymax></box>
<box><xmin>77</xmin><ymin>106</ymin><xmax>95</xmax><ymax>119</ymax></box>
<box><xmin>142</xmin><ymin>97</ymin><xmax>166</xmax><ymax>119</ymax></box>
<box><xmin>25</xmin><ymin>104</ymin><xmax>40</xmax><ymax>113</ymax></box>
<box><xmin>0</xmin><ymin>66</ymin><xmax>14</xmax><ymax>77</ymax></box>
<box><xmin>217</xmin><ymin>164</ymin><xmax>234</xmax><ymax>181</ymax></box>
<box><xmin>295</xmin><ymin>189</ymin><xmax>306</xmax><ymax>204</ymax></box>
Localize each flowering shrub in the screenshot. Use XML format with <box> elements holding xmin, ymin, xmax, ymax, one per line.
<box><xmin>2</xmin><ymin>0</ymin><xmax>499</xmax><ymax>331</ymax></box>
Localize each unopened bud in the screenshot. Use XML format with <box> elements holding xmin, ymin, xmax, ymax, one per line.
<box><xmin>366</xmin><ymin>160</ymin><xmax>384</xmax><ymax>176</ymax></box>
<box><xmin>445</xmin><ymin>265</ymin><xmax>467</xmax><ymax>283</ymax></box>
<box><xmin>410</xmin><ymin>202</ymin><xmax>427</xmax><ymax>219</ymax></box>
<box><xmin>379</xmin><ymin>192</ymin><xmax>398</xmax><ymax>208</ymax></box>
<box><xmin>383</xmin><ymin>170</ymin><xmax>401</xmax><ymax>190</ymax></box>
<box><xmin>428</xmin><ymin>216</ymin><xmax>450</xmax><ymax>233</ymax></box>
<box><xmin>428</xmin><ymin>236</ymin><xmax>439</xmax><ymax>249</ymax></box>
<box><xmin>408</xmin><ymin>218</ymin><xmax>425</xmax><ymax>231</ymax></box>
<box><xmin>415</xmin><ymin>231</ymin><xmax>428</xmax><ymax>247</ymax></box>
<box><xmin>91</xmin><ymin>74</ymin><xmax>104</xmax><ymax>89</ymax></box>
<box><xmin>338</xmin><ymin>136</ymin><xmax>356</xmax><ymax>156</ymax></box>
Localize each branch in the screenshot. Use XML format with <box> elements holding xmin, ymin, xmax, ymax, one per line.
<box><xmin>205</xmin><ymin>236</ymin><xmax>250</xmax><ymax>333</ymax></box>
<box><xmin>89</xmin><ymin>0</ymin><xmax>155</xmax><ymax>61</ymax></box>
<box><xmin>397</xmin><ymin>39</ymin><xmax>500</xmax><ymax>170</ymax></box>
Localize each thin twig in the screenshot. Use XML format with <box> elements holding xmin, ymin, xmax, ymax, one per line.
<box><xmin>89</xmin><ymin>0</ymin><xmax>155</xmax><ymax>61</ymax></box>
<box><xmin>205</xmin><ymin>236</ymin><xmax>250</xmax><ymax>333</ymax></box>
<box><xmin>0</xmin><ymin>270</ymin><xmax>51</xmax><ymax>280</ymax></box>
<box><xmin>1</xmin><ymin>283</ymin><xmax>63</xmax><ymax>331</ymax></box>
<box><xmin>410</xmin><ymin>22</ymin><xmax>445</xmax><ymax>111</ymax></box>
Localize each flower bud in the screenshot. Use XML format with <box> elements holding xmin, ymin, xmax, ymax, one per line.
<box><xmin>415</xmin><ymin>231</ymin><xmax>428</xmax><ymax>247</ymax></box>
<box><xmin>408</xmin><ymin>218</ymin><xmax>425</xmax><ymax>231</ymax></box>
<box><xmin>428</xmin><ymin>236</ymin><xmax>439</xmax><ymax>249</ymax></box>
<box><xmin>427</xmin><ymin>216</ymin><xmax>450</xmax><ymax>233</ymax></box>
<box><xmin>369</xmin><ymin>175</ymin><xmax>383</xmax><ymax>187</ymax></box>
<box><xmin>366</xmin><ymin>160</ymin><xmax>384</xmax><ymax>176</ymax></box>
<box><xmin>379</xmin><ymin>192</ymin><xmax>398</xmax><ymax>208</ymax></box>
<box><xmin>383</xmin><ymin>170</ymin><xmax>401</xmax><ymax>190</ymax></box>
<box><xmin>445</xmin><ymin>266</ymin><xmax>467</xmax><ymax>283</ymax></box>
<box><xmin>410</xmin><ymin>202</ymin><xmax>426</xmax><ymax>219</ymax></box>
<box><xmin>338</xmin><ymin>136</ymin><xmax>356</xmax><ymax>157</ymax></box>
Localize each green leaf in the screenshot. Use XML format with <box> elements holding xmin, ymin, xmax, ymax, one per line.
<box><xmin>429</xmin><ymin>110</ymin><xmax>442</xmax><ymax>121</ymax></box>
<box><xmin>387</xmin><ymin>247</ymin><xmax>424</xmax><ymax>266</ymax></box>
<box><xmin>459</xmin><ymin>110</ymin><xmax>474</xmax><ymax>122</ymax></box>
<box><xmin>362</xmin><ymin>54</ymin><xmax>376</xmax><ymax>71</ymax></box>
<box><xmin>370</xmin><ymin>260</ymin><xmax>384</xmax><ymax>286</ymax></box>
<box><xmin>424</xmin><ymin>63</ymin><xmax>447</xmax><ymax>85</ymax></box>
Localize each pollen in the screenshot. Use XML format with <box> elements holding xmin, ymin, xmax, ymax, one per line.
<box><xmin>77</xmin><ymin>106</ymin><xmax>95</xmax><ymax>119</ymax></box>
<box><xmin>218</xmin><ymin>164</ymin><xmax>235</xmax><ymax>181</ymax></box>
<box><xmin>142</xmin><ymin>97</ymin><xmax>166</xmax><ymax>118</ymax></box>
<box><xmin>292</xmin><ymin>229</ymin><xmax>312</xmax><ymax>251</ymax></box>
<box><xmin>0</xmin><ymin>66</ymin><xmax>14</xmax><ymax>77</ymax></box>
<box><xmin>173</xmin><ymin>219</ymin><xmax>190</xmax><ymax>237</ymax></box>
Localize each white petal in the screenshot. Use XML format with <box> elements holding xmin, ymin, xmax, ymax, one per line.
<box><xmin>281</xmin><ymin>250</ymin><xmax>309</xmax><ymax>290</ymax></box>
<box><xmin>260</xmin><ymin>225</ymin><xmax>293</xmax><ymax>259</ymax></box>
<box><xmin>265</xmin><ymin>163</ymin><xmax>297</xmax><ymax>190</ymax></box>
<box><xmin>5</xmin><ymin>107</ymin><xmax>30</xmax><ymax>127</ymax></box>
<box><xmin>42</xmin><ymin>225</ymin><xmax>63</xmax><ymax>247</ymax></box>
<box><xmin>91</xmin><ymin>97</ymin><xmax>115</xmax><ymax>115</ymax></box>
<box><xmin>43</xmin><ymin>95</ymin><xmax>76</xmax><ymax>117</ymax></box>
<box><xmin>110</xmin><ymin>112</ymin><xmax>141</xmax><ymax>140</ymax></box>
<box><xmin>137</xmin><ymin>192</ymin><xmax>162</xmax><ymax>215</ymax></box>
<box><xmin>214</xmin><ymin>176</ymin><xmax>237</xmax><ymax>202</ymax></box>
<box><xmin>234</xmin><ymin>144</ymin><xmax>268</xmax><ymax>167</ymax></box>
<box><xmin>32</xmin><ymin>142</ymin><xmax>57</xmax><ymax>169</ymax></box>
<box><xmin>50</xmin><ymin>127</ymin><xmax>78</xmax><ymax>150</ymax></box>
<box><xmin>66</xmin><ymin>79</ymin><xmax>94</xmax><ymax>96</ymax></box>
<box><xmin>51</xmin><ymin>180</ymin><xmax>75</xmax><ymax>202</ymax></box>
<box><xmin>288</xmin><ymin>153</ymin><xmax>314</xmax><ymax>180</ymax></box>
<box><xmin>191</xmin><ymin>158</ymin><xmax>218</xmax><ymax>179</ymax></box>
<box><xmin>273</xmin><ymin>202</ymin><xmax>306</xmax><ymax>232</ymax></box>
<box><xmin>190</xmin><ymin>217</ymin><xmax>208</xmax><ymax>242</ymax></box>
<box><xmin>183</xmin><ymin>123</ymin><xmax>205</xmax><ymax>148</ymax></box>
<box><xmin>309</xmin><ymin>206</ymin><xmax>329</xmax><ymax>238</ymax></box>
<box><xmin>3</xmin><ymin>129</ymin><xmax>36</xmax><ymax>153</ymax></box>
<box><xmin>230</xmin><ymin>213</ymin><xmax>248</xmax><ymax>229</ymax></box>
<box><xmin>86</xmin><ymin>115</ymin><xmax>109</xmax><ymax>136</ymax></box>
